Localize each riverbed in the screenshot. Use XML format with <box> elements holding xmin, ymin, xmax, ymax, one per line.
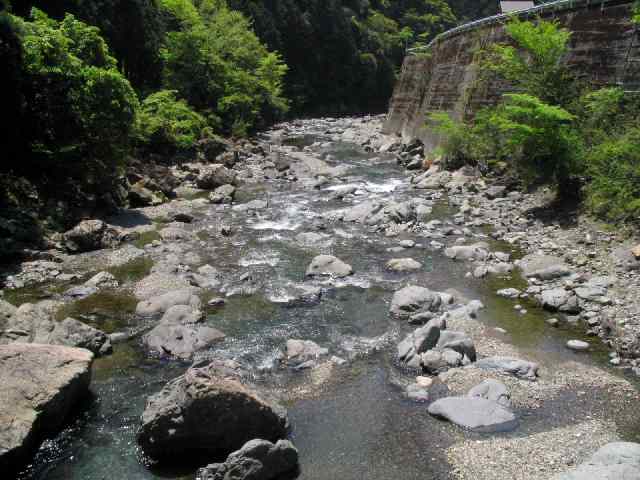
<box><xmin>13</xmin><ymin>116</ymin><xmax>640</xmax><ymax>480</ymax></box>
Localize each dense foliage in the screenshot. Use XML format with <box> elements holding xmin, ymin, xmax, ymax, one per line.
<box><xmin>429</xmin><ymin>17</ymin><xmax>640</xmax><ymax>223</ymax></box>
<box><xmin>228</xmin><ymin>0</ymin><xmax>456</xmax><ymax>112</ymax></box>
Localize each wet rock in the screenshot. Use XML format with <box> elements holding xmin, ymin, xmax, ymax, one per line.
<box><xmin>143</xmin><ymin>306</ymin><xmax>224</xmax><ymax>360</ymax></box>
<box><xmin>386</xmin><ymin>258</ymin><xmax>422</xmax><ymax>272</ymax></box>
<box><xmin>196</xmin><ymin>164</ymin><xmax>237</xmax><ymax>190</ymax></box>
<box><xmin>390</xmin><ymin>285</ymin><xmax>441</xmax><ymax>318</ymax></box>
<box><xmin>233</xmin><ymin>199</ymin><xmax>268</xmax><ymax>212</ymax></box>
<box><xmin>467</xmin><ymin>379</ymin><xmax>511</xmax><ymax>408</ymax></box>
<box><xmin>284</xmin><ymin>339</ymin><xmax>329</xmax><ymax>369</ymax></box>
<box><xmin>136</xmin><ymin>289</ymin><xmax>201</xmax><ymax>316</ymax></box>
<box><xmin>427</xmin><ymin>396</ymin><xmax>517</xmax><ymax>432</ymax></box>
<box><xmin>0</xmin><ymin>302</ymin><xmax>110</xmax><ymax>355</ymax></box>
<box><xmin>137</xmin><ymin>360</ymin><xmax>288</xmax><ymax>460</ymax></box>
<box><xmin>566</xmin><ymin>339</ymin><xmax>589</xmax><ymax>351</ymax></box>
<box><xmin>406</xmin><ymin>383</ymin><xmax>430</xmax><ymax>401</ymax></box>
<box><xmin>209</xmin><ymin>184</ymin><xmax>236</xmax><ymax>204</ymax></box>
<box><xmin>475</xmin><ymin>356</ymin><xmax>539</xmax><ymax>380</ymax></box>
<box><xmin>305</xmin><ymin>255</ymin><xmax>352</xmax><ymax>278</ymax></box>
<box><xmin>63</xmin><ymin>220</ymin><xmax>120</xmax><ymax>253</ymax></box>
<box><xmin>0</xmin><ymin>343</ymin><xmax>93</xmax><ymax>473</ymax></box>
<box><xmin>197</xmin><ymin>439</ymin><xmax>299</xmax><ymax>480</ymax></box>
<box><xmin>444</xmin><ymin>243</ymin><xmax>489</xmax><ymax>261</ymax></box>
<box><xmin>551</xmin><ymin>442</ymin><xmax>640</xmax><ymax>480</ymax></box>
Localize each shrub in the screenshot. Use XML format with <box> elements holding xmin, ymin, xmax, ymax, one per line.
<box><xmin>135</xmin><ymin>89</ymin><xmax>207</xmax><ymax>154</ymax></box>
<box><xmin>481</xmin><ymin>17</ymin><xmax>574</xmax><ymax>105</ymax></box>
<box><xmin>11</xmin><ymin>9</ymin><xmax>138</xmax><ymax>183</ymax></box>
<box><xmin>585</xmin><ymin>128</ymin><xmax>640</xmax><ymax>222</ymax></box>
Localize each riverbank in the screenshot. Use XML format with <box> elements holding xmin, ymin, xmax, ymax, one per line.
<box><xmin>1</xmin><ymin>115</ymin><xmax>639</xmax><ymax>480</ymax></box>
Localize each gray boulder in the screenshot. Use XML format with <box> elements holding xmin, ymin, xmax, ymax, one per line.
<box><xmin>444</xmin><ymin>243</ymin><xmax>490</xmax><ymax>261</ymax></box>
<box><xmin>209</xmin><ymin>184</ymin><xmax>236</xmax><ymax>204</ymax></box>
<box><xmin>142</xmin><ymin>305</ymin><xmax>223</xmax><ymax>360</ymax></box>
<box><xmin>64</xmin><ymin>219</ymin><xmax>120</xmax><ymax>253</ymax></box>
<box><xmin>305</xmin><ymin>255</ymin><xmax>353</xmax><ymax>278</ymax></box>
<box><xmin>0</xmin><ymin>344</ymin><xmax>93</xmax><ymax>473</ymax></box>
<box><xmin>390</xmin><ymin>285</ymin><xmax>441</xmax><ymax>318</ymax></box>
<box><xmin>196</xmin><ymin>164</ymin><xmax>237</xmax><ymax>189</ymax></box>
<box><xmin>342</xmin><ymin>200</ymin><xmax>383</xmax><ymax>223</ymax></box>
<box><xmin>136</xmin><ymin>289</ymin><xmax>201</xmax><ymax>316</ymax></box>
<box><xmin>519</xmin><ymin>254</ymin><xmax>571</xmax><ymax>280</ymax></box>
<box><xmin>386</xmin><ymin>258</ymin><xmax>422</xmax><ymax>272</ymax></box>
<box><xmin>137</xmin><ymin>360</ymin><xmax>289</xmax><ymax>460</ymax></box>
<box><xmin>475</xmin><ymin>356</ymin><xmax>539</xmax><ymax>380</ymax></box>
<box><xmin>435</xmin><ymin>330</ymin><xmax>476</xmax><ymax>362</ymax></box>
<box><xmin>84</xmin><ymin>271</ymin><xmax>119</xmax><ymax>290</ymax></box>
<box><xmin>197</xmin><ymin>439</ymin><xmax>299</xmax><ymax>480</ymax></box>
<box><xmin>397</xmin><ymin>320</ymin><xmax>442</xmax><ymax>367</ymax></box>
<box><xmin>539</xmin><ymin>288</ymin><xmax>580</xmax><ymax>313</ymax></box>
<box><xmin>0</xmin><ymin>302</ymin><xmax>111</xmax><ymax>356</ymax></box>
<box><xmin>551</xmin><ymin>442</ymin><xmax>640</xmax><ymax>480</ymax></box>
<box><xmin>427</xmin><ymin>396</ymin><xmax>517</xmax><ymax>432</ymax></box>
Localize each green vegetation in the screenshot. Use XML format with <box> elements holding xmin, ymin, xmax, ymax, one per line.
<box><xmin>429</xmin><ymin>16</ymin><xmax>640</xmax><ymax>224</ymax></box>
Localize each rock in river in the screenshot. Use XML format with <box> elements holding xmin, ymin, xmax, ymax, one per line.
<box><xmin>136</xmin><ymin>289</ymin><xmax>202</xmax><ymax>316</ymax></box>
<box><xmin>475</xmin><ymin>356</ymin><xmax>539</xmax><ymax>380</ymax></box>
<box><xmin>285</xmin><ymin>339</ymin><xmax>329</xmax><ymax>369</ymax></box>
<box><xmin>386</xmin><ymin>258</ymin><xmax>422</xmax><ymax>272</ymax></box>
<box><xmin>389</xmin><ymin>285</ymin><xmax>441</xmax><ymax>318</ymax></box>
<box><xmin>0</xmin><ymin>343</ymin><xmax>93</xmax><ymax>473</ymax></box>
<box><xmin>305</xmin><ymin>255</ymin><xmax>353</xmax><ymax>278</ymax></box>
<box><xmin>197</xmin><ymin>439</ymin><xmax>299</xmax><ymax>480</ymax></box>
<box><xmin>551</xmin><ymin>442</ymin><xmax>640</xmax><ymax>480</ymax></box>
<box><xmin>566</xmin><ymin>339</ymin><xmax>589</xmax><ymax>351</ymax></box>
<box><xmin>137</xmin><ymin>359</ymin><xmax>289</xmax><ymax>461</ymax></box>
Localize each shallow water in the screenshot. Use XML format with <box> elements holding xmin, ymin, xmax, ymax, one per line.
<box><xmin>19</xmin><ymin>129</ymin><xmax>638</xmax><ymax>480</ymax></box>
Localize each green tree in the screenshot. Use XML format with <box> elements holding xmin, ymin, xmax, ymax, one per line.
<box><xmin>482</xmin><ymin>17</ymin><xmax>574</xmax><ymax>105</ymax></box>
<box><xmin>160</xmin><ymin>0</ymin><xmax>288</xmax><ymax>135</ymax></box>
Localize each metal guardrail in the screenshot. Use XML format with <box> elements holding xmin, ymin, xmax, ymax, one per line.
<box><xmin>408</xmin><ymin>0</ymin><xmax>630</xmax><ymax>54</ymax></box>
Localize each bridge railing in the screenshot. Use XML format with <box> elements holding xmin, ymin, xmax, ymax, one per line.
<box><xmin>408</xmin><ymin>0</ymin><xmax>628</xmax><ymax>55</ymax></box>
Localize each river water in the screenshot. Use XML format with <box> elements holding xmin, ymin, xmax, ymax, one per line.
<box><xmin>19</xmin><ymin>121</ymin><xmax>638</xmax><ymax>480</ymax></box>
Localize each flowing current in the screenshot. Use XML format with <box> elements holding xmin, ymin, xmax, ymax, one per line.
<box><xmin>20</xmin><ymin>119</ymin><xmax>638</xmax><ymax>480</ymax></box>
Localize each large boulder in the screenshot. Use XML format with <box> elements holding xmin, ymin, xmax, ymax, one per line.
<box><xmin>63</xmin><ymin>219</ymin><xmax>120</xmax><ymax>253</ymax></box>
<box><xmin>143</xmin><ymin>306</ymin><xmax>224</xmax><ymax>360</ymax></box>
<box><xmin>305</xmin><ymin>255</ymin><xmax>353</xmax><ymax>278</ymax></box>
<box><xmin>519</xmin><ymin>254</ymin><xmax>571</xmax><ymax>280</ymax></box>
<box><xmin>197</xmin><ymin>439</ymin><xmax>299</xmax><ymax>480</ymax></box>
<box><xmin>552</xmin><ymin>442</ymin><xmax>640</xmax><ymax>480</ymax></box>
<box><xmin>137</xmin><ymin>360</ymin><xmax>289</xmax><ymax>460</ymax></box>
<box><xmin>196</xmin><ymin>164</ymin><xmax>237</xmax><ymax>190</ymax></box>
<box><xmin>0</xmin><ymin>344</ymin><xmax>93</xmax><ymax>473</ymax></box>
<box><xmin>539</xmin><ymin>288</ymin><xmax>580</xmax><ymax>313</ymax></box>
<box><xmin>467</xmin><ymin>379</ymin><xmax>511</xmax><ymax>408</ymax></box>
<box><xmin>397</xmin><ymin>319</ymin><xmax>442</xmax><ymax>368</ymax></box>
<box><xmin>389</xmin><ymin>285</ymin><xmax>441</xmax><ymax>318</ymax></box>
<box><xmin>428</xmin><ymin>395</ymin><xmax>516</xmax><ymax>433</ymax></box>
<box><xmin>0</xmin><ymin>302</ymin><xmax>111</xmax><ymax>356</ymax></box>
<box><xmin>209</xmin><ymin>184</ymin><xmax>236</xmax><ymax>204</ymax></box>
<box><xmin>135</xmin><ymin>289</ymin><xmax>202</xmax><ymax>317</ymax></box>
<box><xmin>342</xmin><ymin>200</ymin><xmax>383</xmax><ymax>223</ymax></box>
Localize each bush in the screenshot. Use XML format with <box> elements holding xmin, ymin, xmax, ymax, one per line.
<box><xmin>135</xmin><ymin>89</ymin><xmax>207</xmax><ymax>154</ymax></box>
<box><xmin>481</xmin><ymin>17</ymin><xmax>574</xmax><ymax>106</ymax></box>
<box><xmin>585</xmin><ymin>128</ymin><xmax>640</xmax><ymax>222</ymax></box>
<box><xmin>11</xmin><ymin>9</ymin><xmax>138</xmax><ymax>183</ymax></box>
<box><xmin>429</xmin><ymin>94</ymin><xmax>582</xmax><ymax>186</ymax></box>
